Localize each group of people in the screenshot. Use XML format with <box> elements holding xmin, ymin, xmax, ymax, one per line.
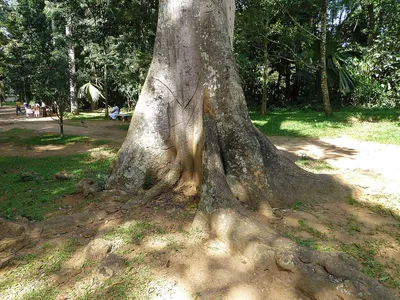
<box><xmin>16</xmin><ymin>100</ymin><xmax>122</xmax><ymax>120</ymax></box>
<box><xmin>16</xmin><ymin>101</ymin><xmax>41</xmax><ymax>118</ymax></box>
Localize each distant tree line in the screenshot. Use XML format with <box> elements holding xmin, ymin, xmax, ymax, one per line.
<box><xmin>0</xmin><ymin>0</ymin><xmax>399</xmax><ymax>115</ymax></box>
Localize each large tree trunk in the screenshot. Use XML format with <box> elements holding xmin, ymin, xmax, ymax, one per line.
<box><xmin>107</xmin><ymin>1</ymin><xmax>394</xmax><ymax>298</ymax></box>
<box><xmin>320</xmin><ymin>0</ymin><xmax>332</xmax><ymax>117</ymax></box>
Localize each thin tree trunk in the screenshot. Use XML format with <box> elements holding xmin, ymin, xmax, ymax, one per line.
<box><xmin>320</xmin><ymin>0</ymin><xmax>332</xmax><ymax>116</ymax></box>
<box><xmin>104</xmin><ymin>64</ymin><xmax>109</xmax><ymax>118</ymax></box>
<box><xmin>106</xmin><ymin>1</ymin><xmax>394</xmax><ymax>298</ymax></box>
<box><xmin>367</xmin><ymin>3</ymin><xmax>375</xmax><ymax>45</ymax></box>
<box><xmin>66</xmin><ymin>17</ymin><xmax>78</xmax><ymax>115</ymax></box>
<box><xmin>285</xmin><ymin>60</ymin><xmax>291</xmax><ymax>102</ymax></box>
<box><xmin>261</xmin><ymin>10</ymin><xmax>270</xmax><ymax>115</ymax></box>
<box><xmin>261</xmin><ymin>66</ymin><xmax>268</xmax><ymax>115</ymax></box>
<box><xmin>60</xmin><ymin>115</ymin><xmax>64</xmax><ymax>137</ymax></box>
<box><xmin>273</xmin><ymin>70</ymin><xmax>282</xmax><ymax>104</ymax></box>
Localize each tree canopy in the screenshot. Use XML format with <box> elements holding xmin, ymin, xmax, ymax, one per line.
<box><xmin>0</xmin><ymin>0</ymin><xmax>398</xmax><ymax>112</ymax></box>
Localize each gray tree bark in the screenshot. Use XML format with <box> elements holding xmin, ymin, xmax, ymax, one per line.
<box><xmin>104</xmin><ymin>64</ymin><xmax>109</xmax><ymax>118</ymax></box>
<box><xmin>66</xmin><ymin>17</ymin><xmax>78</xmax><ymax>115</ymax></box>
<box><xmin>107</xmin><ymin>1</ymin><xmax>395</xmax><ymax>298</ymax></box>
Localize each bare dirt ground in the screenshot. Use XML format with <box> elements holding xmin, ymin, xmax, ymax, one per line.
<box><xmin>0</xmin><ymin>106</ymin><xmax>399</xmax><ymax>299</ymax></box>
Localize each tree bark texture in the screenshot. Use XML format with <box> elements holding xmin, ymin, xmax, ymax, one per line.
<box><xmin>320</xmin><ymin>0</ymin><xmax>332</xmax><ymax>117</ymax></box>
<box><xmin>367</xmin><ymin>3</ymin><xmax>375</xmax><ymax>45</ymax></box>
<box><xmin>108</xmin><ymin>0</ymin><xmax>336</xmax><ymax>213</ymax></box>
<box><xmin>261</xmin><ymin>10</ymin><xmax>270</xmax><ymax>116</ymax></box>
<box><xmin>107</xmin><ymin>1</ymin><xmax>395</xmax><ymax>298</ymax></box>
<box><xmin>66</xmin><ymin>17</ymin><xmax>78</xmax><ymax>115</ymax></box>
<box><xmin>104</xmin><ymin>64</ymin><xmax>109</xmax><ymax>118</ymax></box>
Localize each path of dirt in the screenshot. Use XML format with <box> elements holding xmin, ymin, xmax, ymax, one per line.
<box><xmin>1</xmin><ymin>106</ymin><xmax>399</xmax><ymax>299</ymax></box>
<box><xmin>0</xmin><ymin>106</ymin><xmax>127</xmax><ymax>143</ymax></box>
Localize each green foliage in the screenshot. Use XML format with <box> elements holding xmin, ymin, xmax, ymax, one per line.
<box><xmin>2</xmin><ymin>0</ymin><xmax>398</xmax><ymax>114</ymax></box>
<box><xmin>350</xmin><ymin>67</ymin><xmax>399</xmax><ymax>108</ymax></box>
<box><xmin>78</xmin><ymin>82</ymin><xmax>104</xmax><ymax>103</ymax></box>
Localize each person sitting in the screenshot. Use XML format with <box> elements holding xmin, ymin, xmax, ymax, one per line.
<box><xmin>110</xmin><ymin>105</ymin><xmax>120</xmax><ymax>120</ymax></box>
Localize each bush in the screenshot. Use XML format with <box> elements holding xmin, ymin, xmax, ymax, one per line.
<box><xmin>349</xmin><ymin>75</ymin><xmax>398</xmax><ymax>108</ymax></box>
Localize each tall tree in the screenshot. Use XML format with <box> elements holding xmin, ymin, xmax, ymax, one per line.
<box><xmin>320</xmin><ymin>0</ymin><xmax>332</xmax><ymax>116</ymax></box>
<box><xmin>107</xmin><ymin>0</ymin><xmax>393</xmax><ymax>298</ymax></box>
<box><xmin>65</xmin><ymin>15</ymin><xmax>78</xmax><ymax>114</ymax></box>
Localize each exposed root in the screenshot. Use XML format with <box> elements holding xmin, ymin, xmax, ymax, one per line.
<box><xmin>135</xmin><ymin>160</ymin><xmax>182</xmax><ymax>204</ymax></box>
<box><xmin>194</xmin><ymin>207</ymin><xmax>397</xmax><ymax>300</ymax></box>
<box><xmin>254</xmin><ymin>127</ymin><xmax>350</xmax><ymax>208</ymax></box>
<box><xmin>195</xmin><ymin>115</ymin><xmax>396</xmax><ymax>299</ymax></box>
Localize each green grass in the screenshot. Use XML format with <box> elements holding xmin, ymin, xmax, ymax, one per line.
<box><xmin>338</xmin><ymin>241</ymin><xmax>400</xmax><ymax>288</ymax></box>
<box><xmin>284</xmin><ymin>233</ymin><xmax>320</xmax><ymax>250</ymax></box>
<box><xmin>83</xmin><ymin>256</ymin><xmax>153</xmax><ymax>299</ymax></box>
<box><xmin>0</xmin><ymin>154</ymin><xmax>111</xmax><ymax>220</ymax></box>
<box><xmin>295</xmin><ymin>155</ymin><xmax>336</xmax><ymax>171</ymax></box>
<box><xmin>0</xmin><ymin>102</ymin><xmax>16</xmax><ymax>107</ymax></box>
<box><xmin>346</xmin><ymin>216</ymin><xmax>361</xmax><ymax>235</ymax></box>
<box><xmin>291</xmin><ymin>200</ymin><xmax>304</xmax><ymax>211</ymax></box>
<box><xmin>251</xmin><ymin>108</ymin><xmax>400</xmax><ymax>145</ymax></box>
<box><xmin>298</xmin><ymin>220</ymin><xmax>327</xmax><ymax>240</ymax></box>
<box><xmin>0</xmin><ymin>239</ymin><xmax>79</xmax><ymax>298</ymax></box>
<box><xmin>103</xmin><ymin>221</ymin><xmax>165</xmax><ymax>245</ymax></box>
<box><xmin>0</xmin><ymin>128</ymin><xmax>90</xmax><ymax>146</ymax></box>
<box><xmin>116</xmin><ymin>124</ymin><xmax>129</xmax><ymax>131</ymax></box>
<box><xmin>92</xmin><ymin>139</ymin><xmax>111</xmax><ymax>146</ymax></box>
<box><xmin>65</xmin><ymin>112</ymin><xmax>108</xmax><ymax>121</ymax></box>
<box><xmin>285</xmin><ymin>228</ymin><xmax>400</xmax><ymax>288</ymax></box>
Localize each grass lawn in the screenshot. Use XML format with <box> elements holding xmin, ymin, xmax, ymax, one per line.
<box><xmin>64</xmin><ymin>111</ymin><xmax>108</xmax><ymax>121</ymax></box>
<box><xmin>0</xmin><ymin>128</ymin><xmax>111</xmax><ymax>221</ymax></box>
<box><xmin>251</xmin><ymin>108</ymin><xmax>400</xmax><ymax>145</ymax></box>
<box><xmin>0</xmin><ymin>128</ymin><xmax>90</xmax><ymax>146</ymax></box>
<box><xmin>0</xmin><ymin>102</ymin><xmax>16</xmax><ymax>107</ymax></box>
<box><xmin>0</xmin><ymin>154</ymin><xmax>111</xmax><ymax>220</ymax></box>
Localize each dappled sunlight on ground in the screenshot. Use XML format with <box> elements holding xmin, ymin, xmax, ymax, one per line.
<box><xmin>1</xmin><ymin>106</ymin><xmax>400</xmax><ymax>298</ymax></box>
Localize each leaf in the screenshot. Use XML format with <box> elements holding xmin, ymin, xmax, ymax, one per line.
<box><xmin>78</xmin><ymin>82</ymin><xmax>104</xmax><ymax>102</ymax></box>
<box><xmin>379</xmin><ymin>276</ymin><xmax>390</xmax><ymax>282</ymax></box>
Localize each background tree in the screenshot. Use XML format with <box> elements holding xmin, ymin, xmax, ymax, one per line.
<box><xmin>320</xmin><ymin>0</ymin><xmax>332</xmax><ymax>116</ymax></box>
<box><xmin>1</xmin><ymin>0</ymin><xmax>398</xmax><ymax>119</ymax></box>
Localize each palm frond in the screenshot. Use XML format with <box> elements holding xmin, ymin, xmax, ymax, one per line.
<box><xmin>78</xmin><ymin>82</ymin><xmax>104</xmax><ymax>102</ymax></box>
